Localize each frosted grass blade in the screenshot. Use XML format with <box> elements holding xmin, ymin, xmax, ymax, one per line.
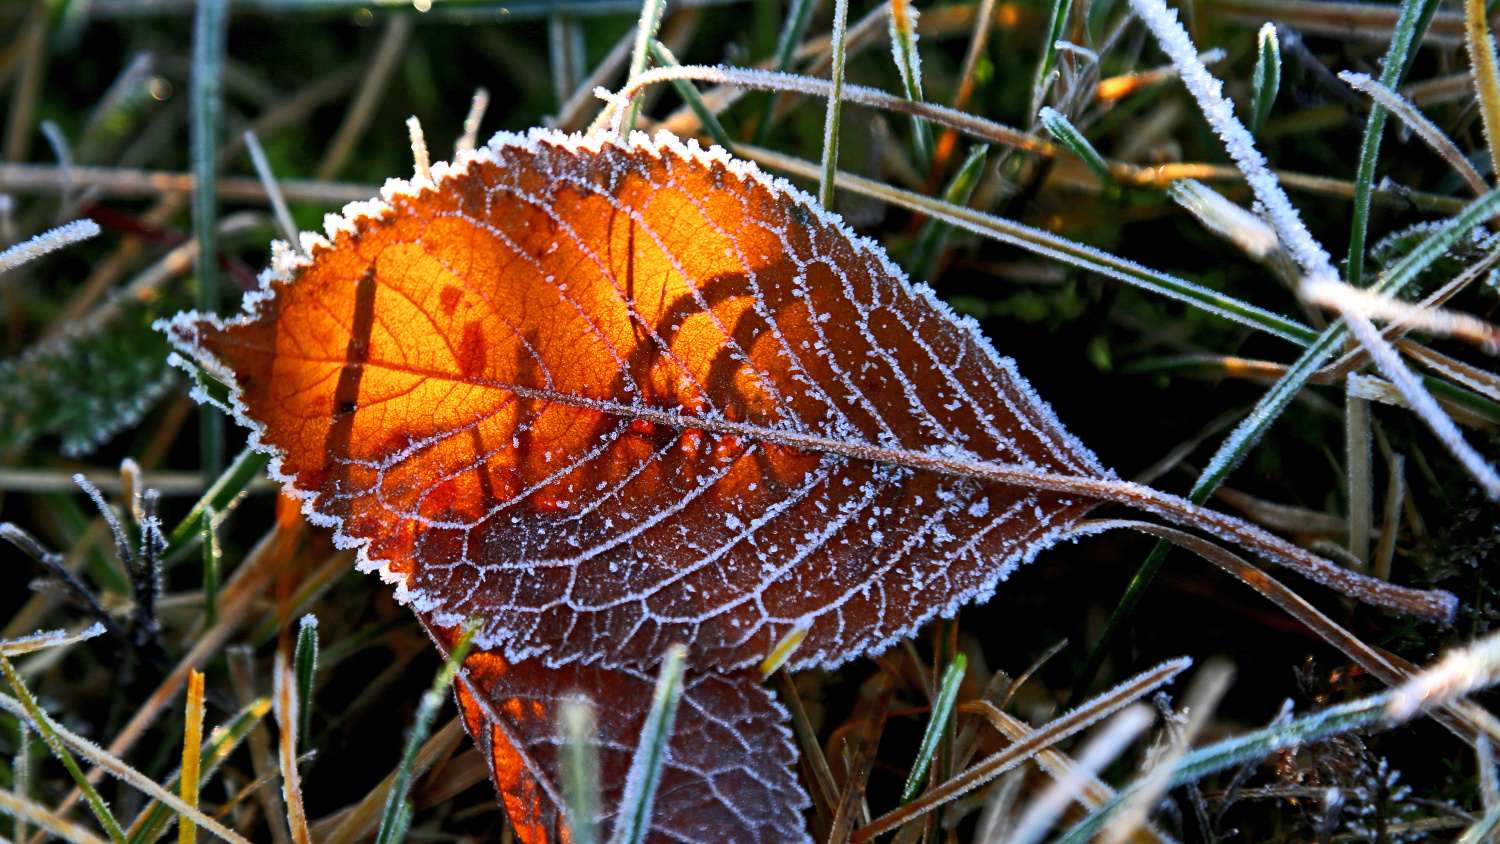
<box><xmin>902</xmin><ymin>654</ymin><xmax>967</xmax><ymax>802</ymax></box>
<box><xmin>1249</xmin><ymin>24</ymin><xmax>1279</xmax><ymax>134</ymax></box>
<box><xmin>1038</xmin><ymin>107</ymin><xmax>1110</xmax><ymax>184</ymax></box>
<box><xmin>889</xmin><ymin>0</ymin><xmax>934</xmax><ymax>165</ymax></box>
<box><xmin>293</xmin><ymin>615</ymin><xmax>318</xmax><ymax>747</ymax></box>
<box><xmin>1347</xmin><ymin>0</ymin><xmax>1442</xmax><ymax>289</ymax></box>
<box><xmin>608</xmin><ymin>644</ymin><xmax>688</xmax><ymax>844</ymax></box>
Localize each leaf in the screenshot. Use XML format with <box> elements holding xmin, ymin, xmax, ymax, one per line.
<box><xmin>425</xmin><ymin>616</ymin><xmax>808</xmax><ymax>844</ymax></box>
<box><xmin>162</xmin><ymin>129</ymin><xmax>1109</xmax><ymax>673</ymax></box>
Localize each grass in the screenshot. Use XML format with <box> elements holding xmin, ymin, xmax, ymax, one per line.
<box><xmin>4</xmin><ymin>0</ymin><xmax>1500</xmax><ymax>842</ymax></box>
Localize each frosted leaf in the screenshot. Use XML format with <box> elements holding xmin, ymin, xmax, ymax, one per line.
<box><xmin>164</xmin><ymin>128</ymin><xmax>1111</xmax><ymax>674</ymax></box>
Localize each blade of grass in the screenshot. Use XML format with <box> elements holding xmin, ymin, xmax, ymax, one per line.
<box><xmin>272</xmin><ymin>654</ymin><xmax>309</xmax><ymax>844</ymax></box>
<box><xmin>1249</xmin><ymin>24</ymin><xmax>1279</xmax><ymax>135</ymax></box>
<box><xmin>1103</xmin><ymin>660</ymin><xmax>1234</xmax><ymax>844</ymax></box>
<box><xmin>607</xmin><ymin>644</ymin><xmax>688</xmax><ymax>844</ymax></box>
<box><xmin>126</xmin><ymin>698</ymin><xmax>272</xmax><ymax>844</ymax></box>
<box><xmin>200</xmin><ymin>506</ymin><xmax>218</xmax><ymax>627</ymax></box>
<box><xmin>646</xmin><ymin>41</ymin><xmax>735</xmax><ymax>152</ymax></box>
<box><xmin>961</xmin><ymin>700</ymin><xmax>1173</xmax><ymax>844</ymax></box>
<box><xmin>559</xmin><ymin>699</ymin><xmax>598</xmax><ymax>844</ymax></box>
<box><xmin>1347</xmin><ymin>0</ymin><xmax>1442</xmax><ymax>291</ymax></box>
<box><xmin>0</xmin><ymin>219</ymin><xmax>101</xmax><ymax>275</ymax></box>
<box><xmin>316</xmin><ymin>719</ymin><xmax>466</xmax><ymax>844</ymax></box>
<box><xmin>1466</xmin><ymin>0</ymin><xmax>1500</xmax><ymax>181</ymax></box>
<box><xmin>889</xmin><ymin>0</ymin><xmax>933</xmax><ymax>166</ymax></box>
<box><xmin>190</xmin><ymin>0</ymin><xmax>228</xmax><ymax>482</ymax></box>
<box><xmin>177</xmin><ymin>671</ymin><xmax>205</xmax><ymax>844</ymax></box>
<box><xmin>293</xmin><ymin>615</ymin><xmax>318</xmax><ymax>748</ymax></box>
<box><xmin>242</xmin><ymin>130</ymin><xmax>303</xmax><ymax>254</ymax></box>
<box><xmin>0</xmin><ymin>690</ymin><xmax>256</xmax><ymax>844</ymax></box>
<box><xmin>0</xmin><ymin>623</ymin><xmax>105</xmax><ymax>658</ymax></box>
<box><xmin>50</xmin><ymin>518</ymin><xmax>298</xmax><ymax>826</ymax></box>
<box><xmin>621</xmin><ymin>0</ymin><xmax>668</xmax><ymax>132</ymax></box>
<box><xmin>773</xmin><ymin>669</ymin><xmax>840</xmax><ymax>824</ymax></box>
<box><xmin>819</xmin><ymin>0</ymin><xmax>851</xmax><ymax>209</ymax></box>
<box><xmin>0</xmin><ymin>787</ymin><xmax>112</xmax><ymax>844</ymax></box>
<box><xmin>830</xmin><ymin>675</ymin><xmax>894</xmax><ymax>844</ymax></box>
<box><xmin>15</xmin><ymin>721</ymin><xmax>28</xmax><ymax>844</ymax></box>
<box><xmin>1340</xmin><ymin>71</ymin><xmax>1488</xmax><ymax>196</ymax></box>
<box><xmin>753</xmin><ymin>0</ymin><xmax>818</xmax><ymax>145</ymax></box>
<box><xmin>1038</xmin><ymin>107</ymin><xmax>1111</xmax><ymax>185</ymax></box>
<box><xmin>1075</xmin><ymin>518</ymin><xmax>1497</xmax><ymax>745</ymax></box>
<box><xmin>932</xmin><ymin>0</ymin><xmax>998</xmax><ymax>173</ymax></box>
<box><xmin>1031</xmin><ymin>0</ymin><xmax>1074</xmax><ymax>116</ymax></box>
<box><xmin>0</xmin><ymin>656</ymin><xmax>127</xmax><ymax>844</ymax></box>
<box><xmin>909</xmin><ymin>144</ymin><xmax>988</xmax><ymax>281</ymax></box>
<box><xmin>1007</xmin><ymin>704</ymin><xmax>1154</xmax><ymax>844</ymax></box>
<box><xmin>1168</xmin><ymin>179</ymin><xmax>1278</xmax><ymax>259</ymax></box>
<box><xmin>901</xmin><ymin>654</ymin><xmax>966</xmax><ymax>803</ymax></box>
<box><xmin>162</xmin><ymin>447</ymin><xmax>269</xmax><ymax>561</ymax></box>
<box><xmin>1051</xmin><ymin>692</ymin><xmax>1397</xmax><ymax>844</ymax></box>
<box><xmin>373</xmin><ymin>621</ymin><xmax>480</xmax><ymax>844</ymax></box>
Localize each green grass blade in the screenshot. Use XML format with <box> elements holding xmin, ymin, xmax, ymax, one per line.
<box><xmin>909</xmin><ymin>145</ymin><xmax>988</xmax><ymax>281</ymax></box>
<box><xmin>607</xmin><ymin>644</ymin><xmax>688</xmax><ymax>844</ymax></box>
<box><xmin>1249</xmin><ymin>24</ymin><xmax>1279</xmax><ymax>135</ymax></box>
<box><xmin>647</xmin><ymin>41</ymin><xmax>736</xmax><ymax>152</ymax></box>
<box><xmin>294</xmin><ymin>615</ymin><xmax>319</xmax><ymax>749</ymax></box>
<box><xmin>163</xmin><ymin>447</ymin><xmax>270</xmax><ymax>562</ymax></box>
<box><xmin>753</xmin><ymin>0</ymin><xmax>818</xmax><ymax>144</ymax></box>
<box><xmin>1038</xmin><ymin>107</ymin><xmax>1110</xmax><ymax>184</ymax></box>
<box><xmin>622</xmin><ymin>0</ymin><xmax>668</xmax><ymax>132</ymax></box>
<box><xmin>901</xmin><ymin>653</ymin><xmax>966</xmax><ymax>803</ymax></box>
<box><xmin>889</xmin><ymin>0</ymin><xmax>933</xmax><ymax>166</ymax></box>
<box><xmin>1030</xmin><ymin>0</ymin><xmax>1074</xmax><ymax>117</ymax></box>
<box><xmin>190</xmin><ymin>0</ymin><xmax>229</xmax><ymax>482</ymax></box>
<box><xmin>373</xmin><ymin>621</ymin><xmax>480</xmax><ymax>844</ymax></box>
<box><xmin>819</xmin><ymin>0</ymin><xmax>851</xmax><ymax>209</ymax></box>
<box><xmin>201</xmin><ymin>506</ymin><xmax>219</xmax><ymax>627</ymax></box>
<box><xmin>559</xmin><ymin>699</ymin><xmax>598</xmax><ymax>844</ymax></box>
<box><xmin>1346</xmin><ymin>0</ymin><xmax>1442</xmax><ymax>290</ymax></box>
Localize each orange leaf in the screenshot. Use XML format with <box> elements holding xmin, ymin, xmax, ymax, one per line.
<box><xmin>164</xmin><ymin>129</ymin><xmax>1107</xmax><ymax>674</ymax></box>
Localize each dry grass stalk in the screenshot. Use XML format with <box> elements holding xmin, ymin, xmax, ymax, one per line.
<box><xmin>272</xmin><ymin>653</ymin><xmax>310</xmax><ymax>844</ymax></box>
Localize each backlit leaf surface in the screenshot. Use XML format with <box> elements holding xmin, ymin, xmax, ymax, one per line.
<box><xmin>165</xmin><ymin>128</ymin><xmax>1109</xmax><ymax>672</ymax></box>
<box><xmin>164</xmin><ymin>128</ymin><xmax>1114</xmax><ymax>844</ymax></box>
